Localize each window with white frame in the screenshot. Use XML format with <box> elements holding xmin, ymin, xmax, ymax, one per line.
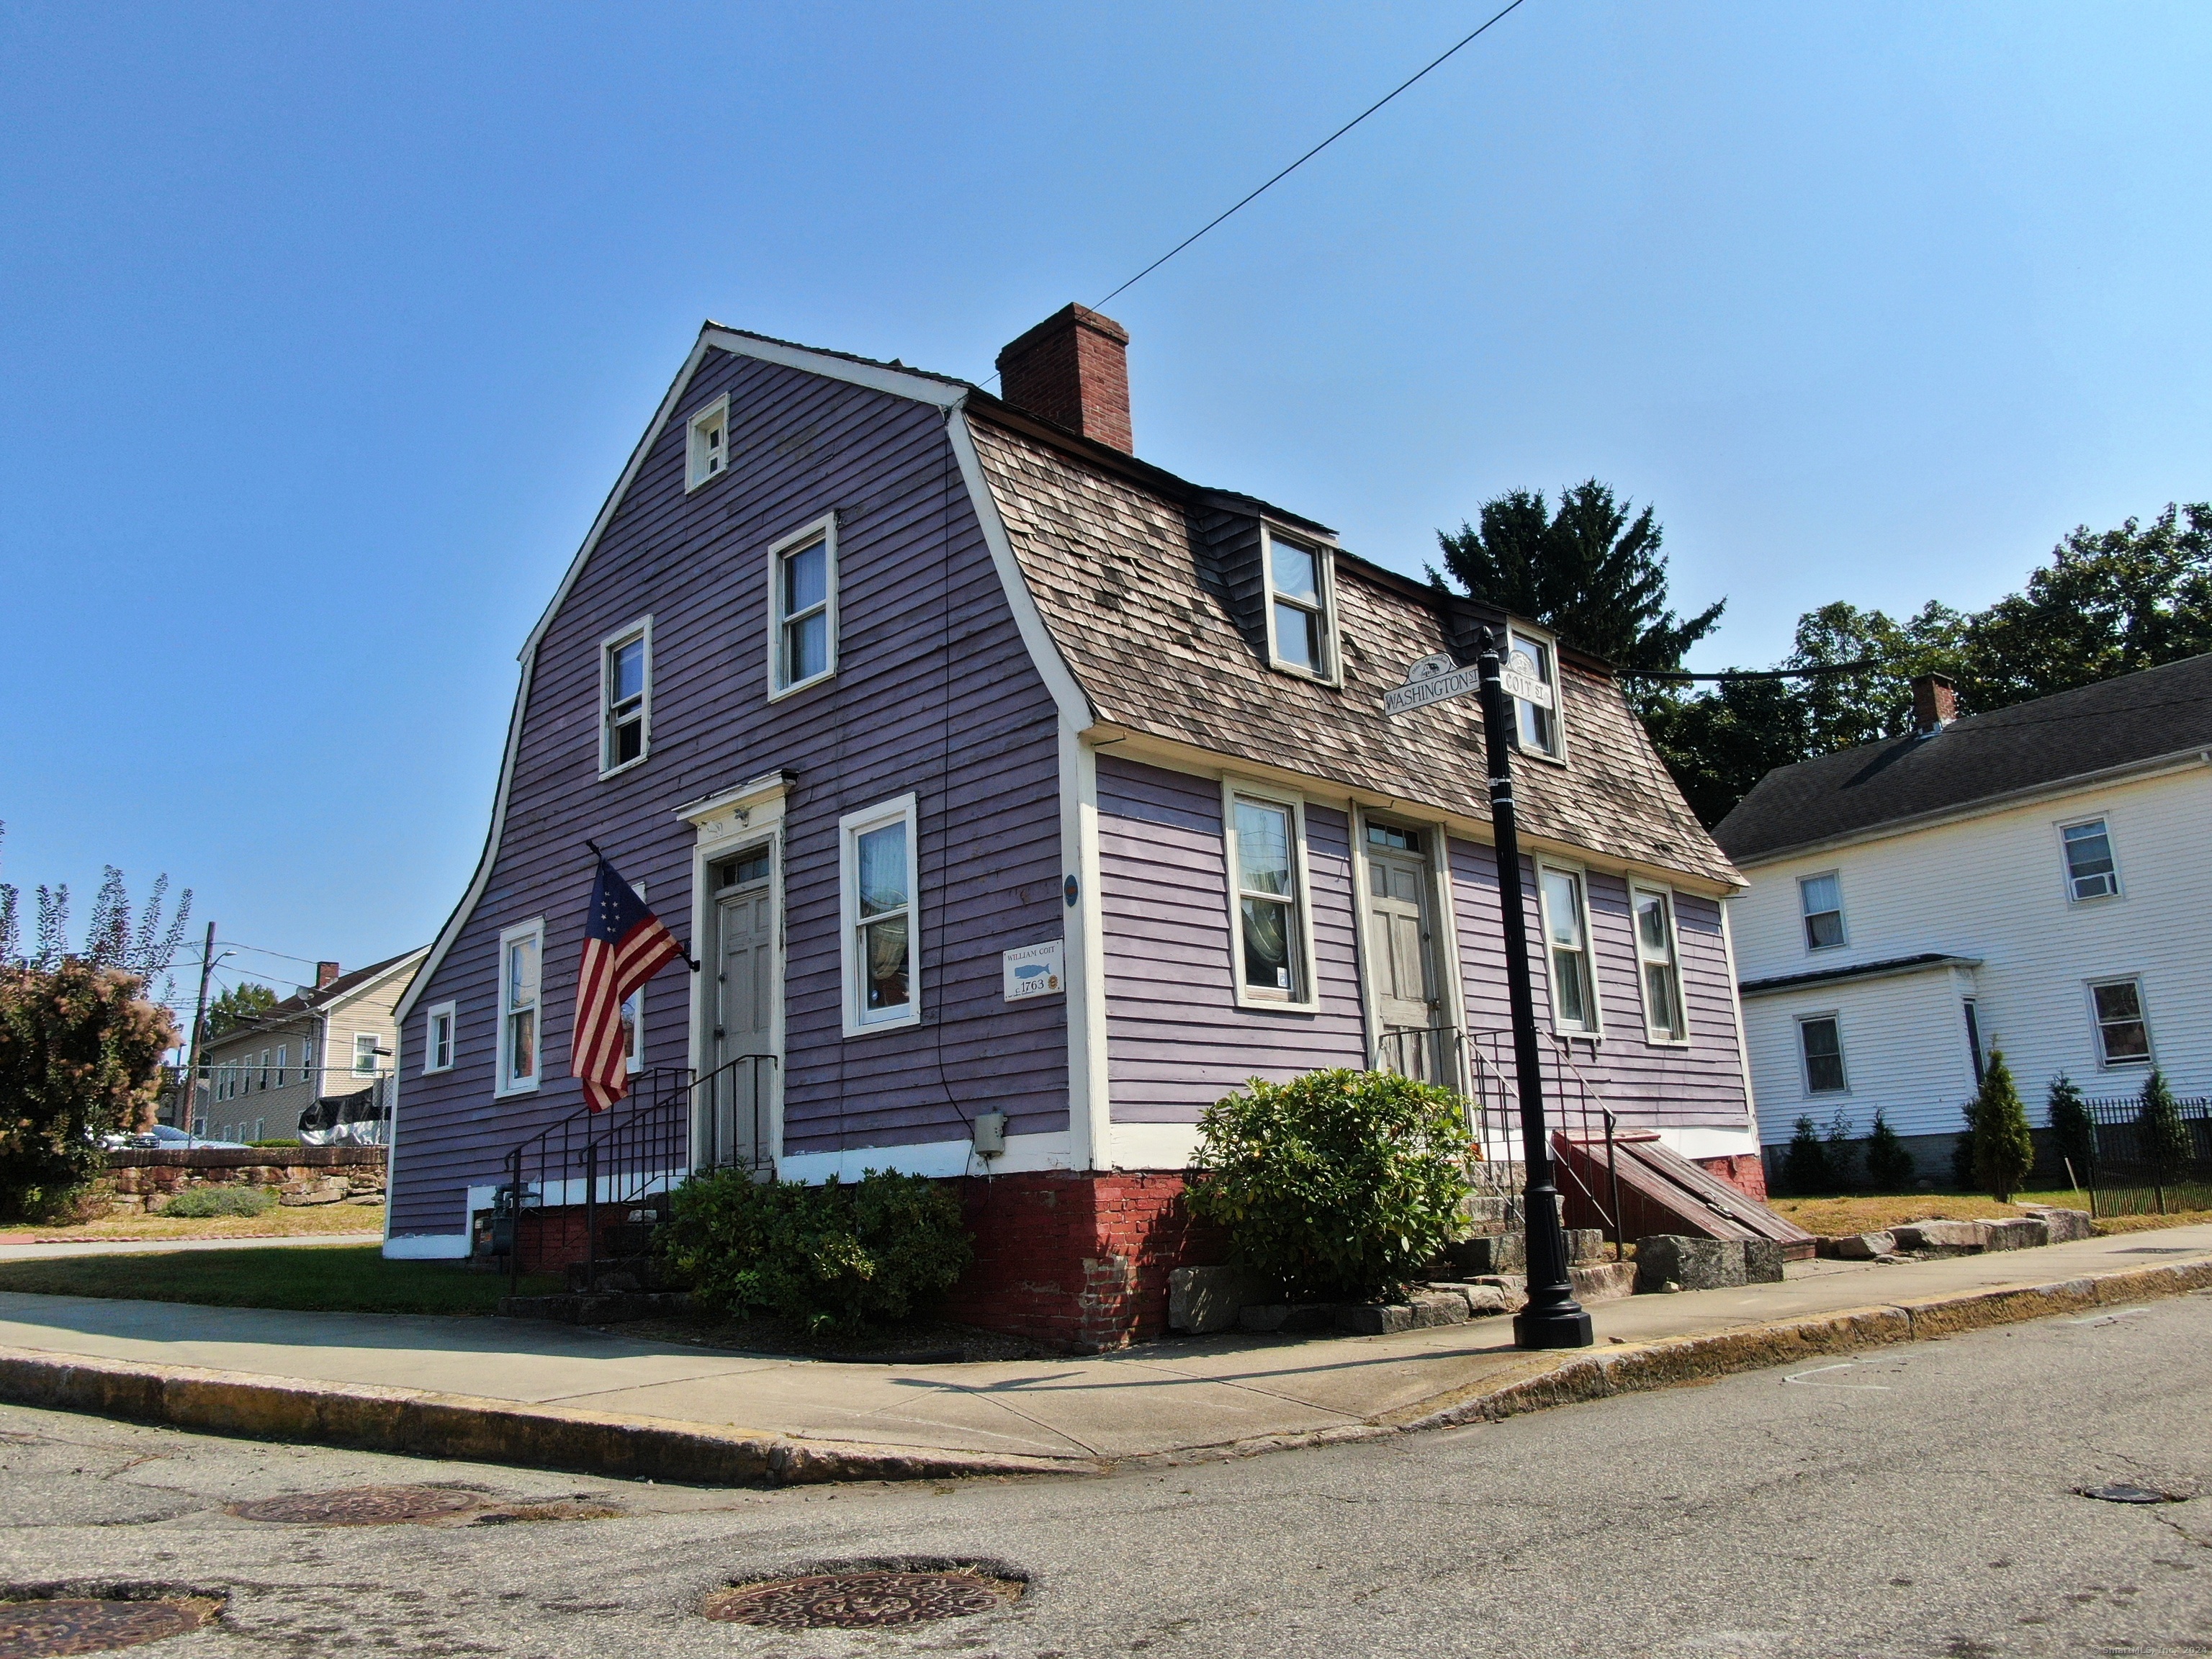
<box><xmin>258</xmin><ymin>1048</ymin><xmax>270</xmax><ymax>1089</ymax></box>
<box><xmin>840</xmin><ymin>796</ymin><xmax>918</xmax><ymax>1033</ymax></box>
<box><xmin>1227</xmin><ymin>791</ymin><xmax>1309</xmax><ymax>1002</ymax></box>
<box><xmin>1799</xmin><ymin>1015</ymin><xmax>1848</xmax><ymax>1094</ymax></box>
<box><xmin>1799</xmin><ymin>871</ymin><xmax>1846</xmax><ymax>951</ymax></box>
<box><xmin>1507</xmin><ymin>629</ymin><xmax>1563</xmax><ymax>757</ymax></box>
<box><xmin>686</xmin><ymin>395</ymin><xmax>729</xmax><ymax>490</ymax></box>
<box><xmin>601</xmin><ymin>621</ymin><xmax>649</xmax><ymax>773</ymax></box>
<box><xmin>769</xmin><ymin>517</ymin><xmax>837</xmax><ymax>697</ymax></box>
<box><xmin>276</xmin><ymin>1043</ymin><xmax>288</xmax><ymax>1087</ymax></box>
<box><xmin>2088</xmin><ymin>976</ymin><xmax>2151</xmax><ymax>1066</ymax></box>
<box><xmin>1632</xmin><ymin>886</ymin><xmax>1687</xmax><ymax>1043</ymax></box>
<box><xmin>353</xmin><ymin>1033</ymin><xmax>379</xmax><ymax>1076</ymax></box>
<box><xmin>2061</xmin><ymin>818</ymin><xmax>2120</xmax><ymax>902</ymax></box>
<box><xmin>1263</xmin><ymin>528</ymin><xmax>1333</xmax><ymax>680</ymax></box>
<box><xmin>425</xmin><ymin>1003</ymin><xmax>456</xmax><ymax>1074</ymax></box>
<box><xmin>1539</xmin><ymin>866</ymin><xmax>1599</xmax><ymax>1033</ymax></box>
<box><xmin>498</xmin><ymin>921</ymin><xmax>544</xmax><ymax>1092</ymax></box>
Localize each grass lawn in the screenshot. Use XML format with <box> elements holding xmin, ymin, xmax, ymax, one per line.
<box><xmin>1768</xmin><ymin>1185</ymin><xmax>2212</xmax><ymax>1239</ymax></box>
<box><xmin>0</xmin><ymin>1202</ymin><xmax>385</xmax><ymax>1246</ymax></box>
<box><xmin>0</xmin><ymin>1244</ymin><xmax>562</xmax><ymax>1316</ymax></box>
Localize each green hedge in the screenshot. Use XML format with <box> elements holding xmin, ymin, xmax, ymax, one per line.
<box><xmin>159</xmin><ymin>1185</ymin><xmax>277</xmax><ymax>1219</ymax></box>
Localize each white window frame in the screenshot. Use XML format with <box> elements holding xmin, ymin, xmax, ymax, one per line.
<box><xmin>598</xmin><ymin>616</ymin><xmax>652</xmax><ymax>778</ymax></box>
<box><xmin>424</xmin><ymin>1002</ymin><xmax>457</xmax><ymax>1075</ymax></box>
<box><xmin>766</xmin><ymin>513</ymin><xmax>839</xmax><ymax>701</ymax></box>
<box><xmin>1506</xmin><ymin>625</ymin><xmax>1567</xmax><ymax>762</ymax></box>
<box><xmin>495</xmin><ymin>918</ymin><xmax>546</xmax><ymax>1097</ymax></box>
<box><xmin>1799</xmin><ymin>870</ymin><xmax>1848</xmax><ymax>953</ymax></box>
<box><xmin>1535</xmin><ymin>860</ymin><xmax>1602</xmax><ymax>1037</ymax></box>
<box><xmin>839</xmin><ymin>793</ymin><xmax>921</xmax><ymax>1037</ymax></box>
<box><xmin>1220</xmin><ymin>779</ymin><xmax>1320</xmax><ymax>1012</ymax></box>
<box><xmin>1631</xmin><ymin>884</ymin><xmax>1689</xmax><ymax>1046</ymax></box>
<box><xmin>276</xmin><ymin>1043</ymin><xmax>288</xmax><ymax>1087</ymax></box>
<box><xmin>1259</xmin><ymin>525</ymin><xmax>1339</xmax><ymax>685</ymax></box>
<box><xmin>2058</xmin><ymin>816</ymin><xmax>2122</xmax><ymax>904</ymax></box>
<box><xmin>2087</xmin><ymin>975</ymin><xmax>2153</xmax><ymax>1070</ymax></box>
<box><xmin>1797</xmin><ymin>1011</ymin><xmax>1850</xmax><ymax>1096</ymax></box>
<box><xmin>353</xmin><ymin>1033</ymin><xmax>380</xmax><ymax>1077</ymax></box>
<box><xmin>685</xmin><ymin>393</ymin><xmax>731</xmax><ymax>492</ymax></box>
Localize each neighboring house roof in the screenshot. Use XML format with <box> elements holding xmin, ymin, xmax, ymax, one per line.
<box><xmin>1714</xmin><ymin>654</ymin><xmax>2212</xmax><ymax>866</ymax></box>
<box><xmin>204</xmin><ymin>947</ymin><xmax>428</xmax><ymax>1051</ymax></box>
<box><xmin>1738</xmin><ymin>951</ymin><xmax>1982</xmax><ymax>999</ymax></box>
<box><xmin>966</xmin><ymin>411</ymin><xmax>1737</xmax><ymax>887</ymax></box>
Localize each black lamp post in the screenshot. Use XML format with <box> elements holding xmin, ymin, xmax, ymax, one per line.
<box><xmin>1475</xmin><ymin>629</ymin><xmax>1594</xmax><ymax>1351</ymax></box>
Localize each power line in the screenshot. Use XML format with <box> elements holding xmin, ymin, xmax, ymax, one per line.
<box><xmin>1092</xmin><ymin>0</ymin><xmax>1532</xmax><ymax>310</ymax></box>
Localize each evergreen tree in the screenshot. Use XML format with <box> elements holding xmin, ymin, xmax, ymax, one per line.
<box><xmin>1825</xmin><ymin>1108</ymin><xmax>1859</xmax><ymax>1191</ymax></box>
<box><xmin>2047</xmin><ymin>1074</ymin><xmax>2095</xmax><ymax>1184</ymax></box>
<box><xmin>2137</xmin><ymin>1069</ymin><xmax>2193</xmax><ymax>1184</ymax></box>
<box><xmin>1784</xmin><ymin>1115</ymin><xmax>1833</xmax><ymax>1196</ymax></box>
<box><xmin>1969</xmin><ymin>1050</ymin><xmax>2036</xmax><ymax>1202</ymax></box>
<box><xmin>1951</xmin><ymin>1101</ymin><xmax>1977</xmax><ymax>1190</ymax></box>
<box><xmin>1865</xmin><ymin>1107</ymin><xmax>1915</xmax><ymax>1190</ymax></box>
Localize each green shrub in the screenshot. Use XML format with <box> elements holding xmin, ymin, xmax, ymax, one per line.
<box><xmin>2139</xmin><ymin>1069</ymin><xmax>2192</xmax><ymax>1182</ymax></box>
<box><xmin>247</xmin><ymin>1138</ymin><xmax>301</xmax><ymax>1148</ymax></box>
<box><xmin>1784</xmin><ymin>1115</ymin><xmax>1833</xmax><ymax>1195</ymax></box>
<box><xmin>1970</xmin><ymin>1049</ymin><xmax>2035</xmax><ymax>1202</ymax></box>
<box><xmin>657</xmin><ymin>1167</ymin><xmax>972</xmax><ymax>1334</ymax></box>
<box><xmin>1184</xmin><ymin>1069</ymin><xmax>1470</xmax><ymax>1303</ymax></box>
<box><xmin>160</xmin><ymin>1185</ymin><xmax>276</xmax><ymax>1218</ymax></box>
<box><xmin>2046</xmin><ymin>1073</ymin><xmax>2092</xmax><ymax>1184</ymax></box>
<box><xmin>1825</xmin><ymin>1109</ymin><xmax>1859</xmax><ymax>1190</ymax></box>
<box><xmin>1951</xmin><ymin>1100</ymin><xmax>1977</xmax><ymax>1190</ymax></box>
<box><xmin>1864</xmin><ymin>1107</ymin><xmax>1915</xmax><ymax>1190</ymax></box>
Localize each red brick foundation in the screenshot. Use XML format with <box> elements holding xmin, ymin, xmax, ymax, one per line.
<box><xmin>1694</xmin><ymin>1153</ymin><xmax>1769</xmax><ymax>1202</ymax></box>
<box><xmin>944</xmin><ymin>1171</ymin><xmax>1226</xmax><ymax>1352</ymax></box>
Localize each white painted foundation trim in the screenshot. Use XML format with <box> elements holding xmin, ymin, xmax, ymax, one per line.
<box><xmin>776</xmin><ymin>1129</ymin><xmax>1074</xmax><ymax>1184</ymax></box>
<box><xmin>1658</xmin><ymin>1124</ymin><xmax>1765</xmax><ymax>1161</ymax></box>
<box><xmin>383</xmin><ymin>1233</ymin><xmax>469</xmax><ymax>1260</ymax></box>
<box><xmin>1107</xmin><ymin>1121</ymin><xmax>1202</xmax><ymax>1170</ymax></box>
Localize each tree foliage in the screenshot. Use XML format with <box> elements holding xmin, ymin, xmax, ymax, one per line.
<box><xmin>2136</xmin><ymin>1069</ymin><xmax>2193</xmax><ymax>1183</ymax></box>
<box><xmin>1865</xmin><ymin>1107</ymin><xmax>1915</xmax><ymax>1191</ymax></box>
<box><xmin>2047</xmin><ymin>1074</ymin><xmax>2094</xmax><ymax>1184</ymax></box>
<box><xmin>1782</xmin><ymin>1115</ymin><xmax>1834</xmax><ymax>1197</ymax></box>
<box><xmin>0</xmin><ymin>961</ymin><xmax>179</xmax><ymax>1220</ymax></box>
<box><xmin>204</xmin><ymin>983</ymin><xmax>281</xmax><ymax>1040</ymax></box>
<box><xmin>1431</xmin><ymin>481</ymin><xmax>1725</xmax><ymax>672</ymax></box>
<box><xmin>0</xmin><ymin>823</ymin><xmax>193</xmax><ymax>1002</ymax></box>
<box><xmin>1969</xmin><ymin>1050</ymin><xmax>2036</xmax><ymax>1204</ymax></box>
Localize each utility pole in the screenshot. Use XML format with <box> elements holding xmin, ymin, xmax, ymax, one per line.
<box><xmin>180</xmin><ymin>922</ymin><xmax>216</xmax><ymax>1146</ymax></box>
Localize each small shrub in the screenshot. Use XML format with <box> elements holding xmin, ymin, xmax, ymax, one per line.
<box><xmin>1970</xmin><ymin>1050</ymin><xmax>2035</xmax><ymax>1202</ymax></box>
<box><xmin>159</xmin><ymin>1185</ymin><xmax>276</xmax><ymax>1219</ymax></box>
<box><xmin>657</xmin><ymin>1168</ymin><xmax>971</xmax><ymax>1334</ymax></box>
<box><xmin>1784</xmin><ymin>1115</ymin><xmax>1833</xmax><ymax>1196</ymax></box>
<box><xmin>1951</xmin><ymin>1102</ymin><xmax>1977</xmax><ymax>1190</ymax></box>
<box><xmin>2139</xmin><ymin>1069</ymin><xmax>2192</xmax><ymax>1182</ymax></box>
<box><xmin>1825</xmin><ymin>1109</ymin><xmax>1859</xmax><ymax>1190</ymax></box>
<box><xmin>1184</xmin><ymin>1069</ymin><xmax>1470</xmax><ymax>1303</ymax></box>
<box><xmin>2047</xmin><ymin>1074</ymin><xmax>2093</xmax><ymax>1182</ymax></box>
<box><xmin>1864</xmin><ymin>1107</ymin><xmax>1915</xmax><ymax>1190</ymax></box>
<box><xmin>247</xmin><ymin>1138</ymin><xmax>301</xmax><ymax>1148</ymax></box>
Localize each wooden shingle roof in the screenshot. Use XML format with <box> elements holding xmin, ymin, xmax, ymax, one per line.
<box><xmin>966</xmin><ymin>414</ymin><xmax>1738</xmax><ymax>889</ymax></box>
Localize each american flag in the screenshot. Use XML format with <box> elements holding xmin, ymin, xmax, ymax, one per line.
<box><xmin>573</xmin><ymin>855</ymin><xmax>687</xmax><ymax>1111</ymax></box>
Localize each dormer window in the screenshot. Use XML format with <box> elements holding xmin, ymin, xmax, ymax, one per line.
<box><xmin>686</xmin><ymin>395</ymin><xmax>730</xmax><ymax>491</ymax></box>
<box><xmin>1507</xmin><ymin>629</ymin><xmax>1563</xmax><ymax>757</ymax></box>
<box><xmin>1264</xmin><ymin>527</ymin><xmax>1334</xmax><ymax>680</ymax></box>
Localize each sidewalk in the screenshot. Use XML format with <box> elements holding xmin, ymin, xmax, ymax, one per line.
<box><xmin>1</xmin><ymin>1224</ymin><xmax>2206</xmax><ymax>1482</ymax></box>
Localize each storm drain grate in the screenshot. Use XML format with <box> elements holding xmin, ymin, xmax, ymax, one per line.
<box><xmin>702</xmin><ymin>1569</ymin><xmax>1024</xmax><ymax>1629</ymax></box>
<box><xmin>228</xmin><ymin>1485</ymin><xmax>483</xmax><ymax>1526</ymax></box>
<box><xmin>0</xmin><ymin>1597</ymin><xmax>219</xmax><ymax>1658</ymax></box>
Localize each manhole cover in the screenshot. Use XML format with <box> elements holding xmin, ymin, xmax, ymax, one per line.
<box><xmin>228</xmin><ymin>1485</ymin><xmax>482</xmax><ymax>1526</ymax></box>
<box><xmin>2079</xmin><ymin>1483</ymin><xmax>2185</xmax><ymax>1504</ymax></box>
<box><xmin>702</xmin><ymin>1570</ymin><xmax>1023</xmax><ymax>1629</ymax></box>
<box><xmin>0</xmin><ymin>1597</ymin><xmax>217</xmax><ymax>1658</ymax></box>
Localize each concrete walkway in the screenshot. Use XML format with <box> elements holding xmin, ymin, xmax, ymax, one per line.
<box><xmin>0</xmin><ymin>1232</ymin><xmax>383</xmax><ymax>1262</ymax></box>
<box><xmin>0</xmin><ymin>1224</ymin><xmax>2206</xmax><ymax>1473</ymax></box>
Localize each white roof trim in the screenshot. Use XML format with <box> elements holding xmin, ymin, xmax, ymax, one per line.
<box><xmin>675</xmin><ymin>770</ymin><xmax>796</xmax><ymax>826</ymax></box>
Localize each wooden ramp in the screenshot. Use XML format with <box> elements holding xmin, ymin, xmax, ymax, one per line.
<box><xmin>1554</xmin><ymin>1132</ymin><xmax>1816</xmax><ymax>1262</ymax></box>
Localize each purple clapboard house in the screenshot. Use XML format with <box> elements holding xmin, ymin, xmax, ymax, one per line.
<box><xmin>387</xmin><ymin>305</ymin><xmax>1763</xmax><ymax>1349</ymax></box>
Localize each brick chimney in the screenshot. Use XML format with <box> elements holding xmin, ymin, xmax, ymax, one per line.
<box><xmin>1911</xmin><ymin>673</ymin><xmax>1959</xmax><ymax>736</ymax></box>
<box><xmin>315</xmin><ymin>961</ymin><xmax>341</xmax><ymax>989</ymax></box>
<box><xmin>994</xmin><ymin>305</ymin><xmax>1133</xmax><ymax>451</ymax></box>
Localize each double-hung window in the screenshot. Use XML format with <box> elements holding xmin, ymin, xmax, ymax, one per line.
<box><xmin>769</xmin><ymin>516</ymin><xmax>837</xmax><ymax>698</ymax></box>
<box><xmin>1799</xmin><ymin>872</ymin><xmax>1846</xmax><ymax>951</ymax></box>
<box><xmin>2089</xmin><ymin>976</ymin><xmax>2151</xmax><ymax>1066</ymax></box>
<box><xmin>425</xmin><ymin>1003</ymin><xmax>455</xmax><ymax>1074</ymax></box>
<box><xmin>353</xmin><ymin>1033</ymin><xmax>379</xmax><ymax>1076</ymax></box>
<box><xmin>1539</xmin><ymin>866</ymin><xmax>1599</xmax><ymax>1034</ymax></box>
<box><xmin>840</xmin><ymin>795</ymin><xmax>919</xmax><ymax>1034</ymax></box>
<box><xmin>1632</xmin><ymin>886</ymin><xmax>1687</xmax><ymax>1043</ymax></box>
<box><xmin>1263</xmin><ymin>528</ymin><xmax>1334</xmax><ymax>680</ymax></box>
<box><xmin>686</xmin><ymin>395</ymin><xmax>729</xmax><ymax>491</ymax></box>
<box><xmin>1226</xmin><ymin>788</ymin><xmax>1310</xmax><ymax>1005</ymax></box>
<box><xmin>1799</xmin><ymin>1015</ymin><xmax>1848</xmax><ymax>1094</ymax></box>
<box><xmin>276</xmin><ymin>1044</ymin><xmax>288</xmax><ymax>1087</ymax></box>
<box><xmin>601</xmin><ymin>621</ymin><xmax>649</xmax><ymax>775</ymax></box>
<box><xmin>1507</xmin><ymin>629</ymin><xmax>1563</xmax><ymax>757</ymax></box>
<box><xmin>497</xmin><ymin>921</ymin><xmax>544</xmax><ymax>1093</ymax></box>
<box><xmin>2061</xmin><ymin>818</ymin><xmax>2120</xmax><ymax>902</ymax></box>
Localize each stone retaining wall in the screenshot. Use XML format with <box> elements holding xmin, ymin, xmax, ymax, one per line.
<box><xmin>98</xmin><ymin>1148</ymin><xmax>387</xmax><ymax>1214</ymax></box>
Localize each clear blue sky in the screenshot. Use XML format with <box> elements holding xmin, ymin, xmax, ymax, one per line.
<box><xmin>4</xmin><ymin>1</ymin><xmax>2207</xmax><ymax>1012</ymax></box>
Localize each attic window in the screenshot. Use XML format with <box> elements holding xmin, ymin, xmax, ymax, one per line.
<box><xmin>687</xmin><ymin>395</ymin><xmax>730</xmax><ymax>491</ymax></box>
<box><xmin>1507</xmin><ymin>629</ymin><xmax>1563</xmax><ymax>757</ymax></box>
<box><xmin>1263</xmin><ymin>528</ymin><xmax>1335</xmax><ymax>681</ymax></box>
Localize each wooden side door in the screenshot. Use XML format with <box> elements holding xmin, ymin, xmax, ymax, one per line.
<box><xmin>1367</xmin><ymin>847</ymin><xmax>1442</xmax><ymax>1078</ymax></box>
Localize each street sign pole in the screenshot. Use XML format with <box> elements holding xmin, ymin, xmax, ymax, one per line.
<box><xmin>1472</xmin><ymin>631</ymin><xmax>1593</xmax><ymax>1351</ymax></box>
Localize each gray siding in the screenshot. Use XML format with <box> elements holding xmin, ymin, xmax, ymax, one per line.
<box><xmin>392</xmin><ymin>352</ymin><xmax>1065</xmax><ymax>1240</ymax></box>
<box><xmin>1098</xmin><ymin>756</ymin><xmax>1368</xmax><ymax>1121</ymax></box>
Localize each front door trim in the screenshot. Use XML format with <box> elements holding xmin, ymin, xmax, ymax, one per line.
<box><xmin>681</xmin><ymin>774</ymin><xmax>791</xmax><ymax>1172</ymax></box>
<box><xmin>1351</xmin><ymin>805</ymin><xmax>1468</xmax><ymax>1093</ymax></box>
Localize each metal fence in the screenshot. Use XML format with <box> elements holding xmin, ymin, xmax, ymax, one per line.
<box><xmin>2059</xmin><ymin>1091</ymin><xmax>2212</xmax><ymax>1218</ymax></box>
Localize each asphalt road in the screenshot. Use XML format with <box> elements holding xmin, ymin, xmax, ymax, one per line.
<box><xmin>2</xmin><ymin>1291</ymin><xmax>2206</xmax><ymax>1658</ymax></box>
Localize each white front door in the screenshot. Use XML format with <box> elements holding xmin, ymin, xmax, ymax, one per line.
<box><xmin>1365</xmin><ymin>828</ymin><xmax>1444</xmax><ymax>1080</ymax></box>
<box><xmin>702</xmin><ymin>850</ymin><xmax>775</xmax><ymax>1167</ymax></box>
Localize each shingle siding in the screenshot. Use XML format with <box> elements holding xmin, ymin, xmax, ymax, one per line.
<box><xmin>390</xmin><ymin>351</ymin><xmax>1066</xmax><ymax>1241</ymax></box>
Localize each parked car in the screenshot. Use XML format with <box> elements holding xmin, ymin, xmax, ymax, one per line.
<box><xmin>104</xmin><ymin>1125</ymin><xmax>248</xmax><ymax>1150</ymax></box>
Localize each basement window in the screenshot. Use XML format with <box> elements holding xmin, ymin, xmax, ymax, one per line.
<box><xmin>687</xmin><ymin>395</ymin><xmax>730</xmax><ymax>491</ymax></box>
